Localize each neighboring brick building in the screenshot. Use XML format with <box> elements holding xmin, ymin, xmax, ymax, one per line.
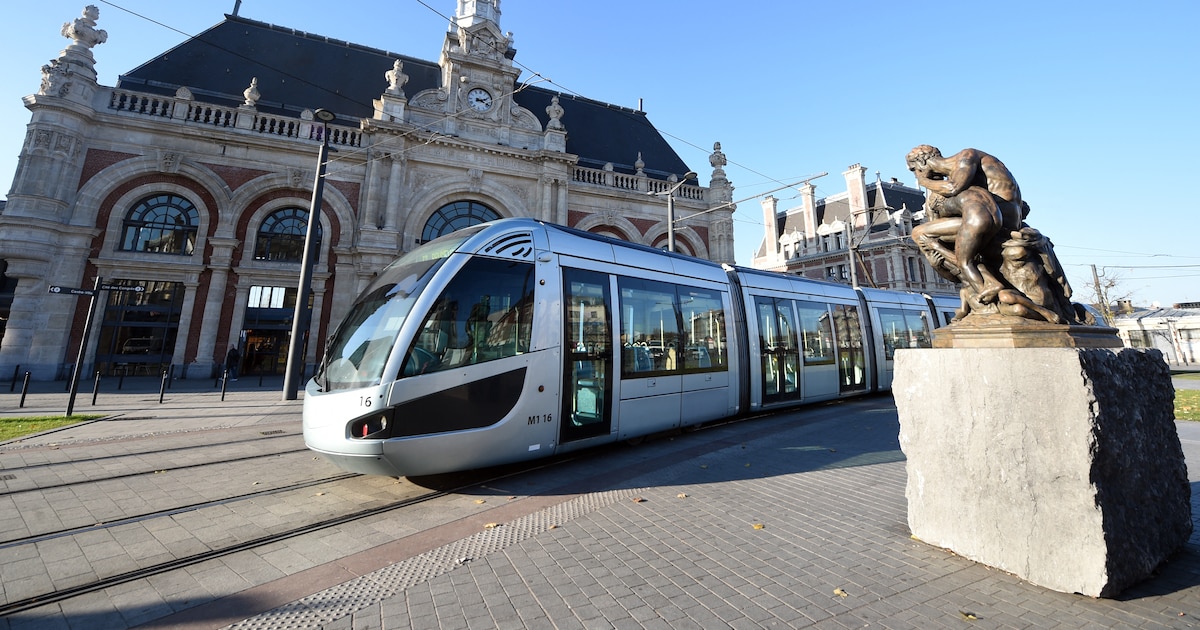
<box><xmin>0</xmin><ymin>1</ymin><xmax>736</xmax><ymax>379</ymax></box>
<box><xmin>751</xmin><ymin>164</ymin><xmax>956</xmax><ymax>297</ymax></box>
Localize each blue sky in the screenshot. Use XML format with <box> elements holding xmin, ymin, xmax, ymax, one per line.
<box><xmin>3</xmin><ymin>1</ymin><xmax>1198</xmax><ymax>307</ymax></box>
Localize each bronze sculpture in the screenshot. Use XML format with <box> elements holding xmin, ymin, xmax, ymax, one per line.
<box><xmin>906</xmin><ymin>145</ymin><xmax>1093</xmax><ymax>326</ymax></box>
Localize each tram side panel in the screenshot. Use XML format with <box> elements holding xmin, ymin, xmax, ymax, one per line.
<box><xmin>733</xmin><ymin>270</ymin><xmax>871</xmax><ymax>411</ymax></box>
<box><xmin>555</xmin><ymin>246</ymin><xmax>739</xmax><ymax>450</ymax></box>
<box><xmin>858</xmin><ymin>287</ymin><xmax>937</xmax><ymax>390</ymax></box>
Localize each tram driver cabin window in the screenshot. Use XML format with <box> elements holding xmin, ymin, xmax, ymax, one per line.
<box><xmin>405</xmin><ymin>257</ymin><xmax>535</xmax><ymax>376</ymax></box>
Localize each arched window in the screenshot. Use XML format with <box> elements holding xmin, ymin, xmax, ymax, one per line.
<box><xmin>120</xmin><ymin>194</ymin><xmax>199</xmax><ymax>255</ymax></box>
<box><xmin>255</xmin><ymin>207</ymin><xmax>321</xmax><ymax>262</ymax></box>
<box><xmin>421</xmin><ymin>201</ymin><xmax>499</xmax><ymax>243</ymax></box>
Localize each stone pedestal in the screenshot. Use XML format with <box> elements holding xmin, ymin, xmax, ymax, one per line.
<box><xmin>894</xmin><ymin>347</ymin><xmax>1191</xmax><ymax>597</ymax></box>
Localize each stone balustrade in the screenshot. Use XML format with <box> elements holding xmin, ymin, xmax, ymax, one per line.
<box><xmin>571</xmin><ymin>165</ymin><xmax>706</xmax><ymax>201</ymax></box>
<box><xmin>106</xmin><ymin>87</ymin><xmax>362</xmax><ymax>148</ymax></box>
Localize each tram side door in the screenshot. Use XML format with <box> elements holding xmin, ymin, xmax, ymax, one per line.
<box><xmin>755</xmin><ymin>297</ymin><xmax>800</xmax><ymax>405</ymax></box>
<box><xmin>833</xmin><ymin>304</ymin><xmax>868</xmax><ymax>393</ymax></box>
<box><xmin>560</xmin><ymin>268</ymin><xmax>613</xmax><ymax>443</ymax></box>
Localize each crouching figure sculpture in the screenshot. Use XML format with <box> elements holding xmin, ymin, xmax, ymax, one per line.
<box><xmin>906</xmin><ymin>145</ymin><xmax>1094</xmax><ymax>326</ymax></box>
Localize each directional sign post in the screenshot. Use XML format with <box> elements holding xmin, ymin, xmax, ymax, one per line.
<box><xmin>49</xmin><ymin>277</ymin><xmax>104</xmax><ymax>416</ymax></box>
<box><xmin>99</xmin><ymin>284</ymin><xmax>145</xmax><ymax>293</ymax></box>
<box><xmin>47</xmin><ymin>285</ymin><xmax>97</xmax><ymax>297</ymax></box>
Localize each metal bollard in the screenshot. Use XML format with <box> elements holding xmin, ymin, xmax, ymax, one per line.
<box><xmin>159</xmin><ymin>370</ymin><xmax>168</xmax><ymax>404</ymax></box>
<box><xmin>18</xmin><ymin>372</ymin><xmax>31</xmax><ymax>408</ymax></box>
<box><xmin>10</xmin><ymin>364</ymin><xmax>19</xmax><ymax>393</ymax></box>
<box><xmin>91</xmin><ymin>370</ymin><xmax>101</xmax><ymax>406</ymax></box>
<box><xmin>220</xmin><ymin>368</ymin><xmax>229</xmax><ymax>401</ymax></box>
<box><xmin>118</xmin><ymin>370</ymin><xmax>125</xmax><ymax>390</ymax></box>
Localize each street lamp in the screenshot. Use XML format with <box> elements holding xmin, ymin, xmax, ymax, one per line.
<box><xmin>650</xmin><ymin>171</ymin><xmax>697</xmax><ymax>253</ymax></box>
<box><xmin>283</xmin><ymin>107</ymin><xmax>336</xmax><ymax>401</ymax></box>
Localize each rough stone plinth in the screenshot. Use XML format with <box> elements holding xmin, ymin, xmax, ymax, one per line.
<box><xmin>894</xmin><ymin>347</ymin><xmax>1191</xmax><ymax>597</ymax></box>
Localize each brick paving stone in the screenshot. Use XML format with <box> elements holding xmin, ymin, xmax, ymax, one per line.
<box><xmin>3</xmin><ymin>389</ymin><xmax>1197</xmax><ymax>628</ymax></box>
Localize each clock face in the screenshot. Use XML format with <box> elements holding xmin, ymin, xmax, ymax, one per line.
<box><xmin>467</xmin><ymin>88</ymin><xmax>493</xmax><ymax>111</ymax></box>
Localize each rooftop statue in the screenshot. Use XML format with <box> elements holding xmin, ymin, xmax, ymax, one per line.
<box><xmin>906</xmin><ymin>145</ymin><xmax>1093</xmax><ymax>326</ymax></box>
<box><xmin>62</xmin><ymin>5</ymin><xmax>107</xmax><ymax>50</ymax></box>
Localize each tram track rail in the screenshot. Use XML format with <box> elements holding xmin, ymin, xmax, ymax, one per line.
<box><xmin>0</xmin><ymin>472</ymin><xmax>359</xmax><ymax>549</ymax></box>
<box><xmin>0</xmin><ymin>486</ymin><xmax>450</xmax><ymax>616</ymax></box>
<box><xmin>0</xmin><ymin>421</ymin><xmax>299</xmax><ymax>457</ymax></box>
<box><xmin>0</xmin><ymin>454</ymin><xmax>576</xmax><ymax>617</ymax></box>
<box><xmin>0</xmin><ymin>445</ymin><xmax>309</xmax><ymax>498</ymax></box>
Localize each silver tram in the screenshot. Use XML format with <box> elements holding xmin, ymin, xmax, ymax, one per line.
<box><xmin>303</xmin><ymin>218</ymin><xmax>954</xmax><ymax>476</ymax></box>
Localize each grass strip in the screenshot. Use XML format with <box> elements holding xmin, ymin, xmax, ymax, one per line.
<box><xmin>0</xmin><ymin>415</ymin><xmax>104</xmax><ymax>441</ymax></box>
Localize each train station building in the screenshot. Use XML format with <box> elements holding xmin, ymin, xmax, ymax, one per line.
<box><xmin>0</xmin><ymin>1</ymin><xmax>736</xmax><ymax>380</ymax></box>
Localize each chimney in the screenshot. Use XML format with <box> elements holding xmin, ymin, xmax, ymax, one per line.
<box><xmin>760</xmin><ymin>195</ymin><xmax>780</xmax><ymax>263</ymax></box>
<box><xmin>801</xmin><ymin>182</ymin><xmax>817</xmax><ymax>247</ymax></box>
<box><xmin>843</xmin><ymin>164</ymin><xmax>868</xmax><ymax>228</ymax></box>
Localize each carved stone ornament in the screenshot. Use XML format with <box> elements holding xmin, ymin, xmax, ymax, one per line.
<box><xmin>385</xmin><ymin>59</ymin><xmax>408</xmax><ymax>95</ymax></box>
<box><xmin>545</xmin><ymin>96</ymin><xmax>564</xmax><ymax>130</ymax></box>
<box><xmin>906</xmin><ymin>145</ymin><xmax>1103</xmax><ymax>331</ymax></box>
<box><xmin>158</xmin><ymin>150</ymin><xmax>181</xmax><ymax>174</ymax></box>
<box><xmin>709</xmin><ymin>141</ymin><xmax>727</xmax><ymax>168</ymax></box>
<box><xmin>242</xmin><ymin>77</ymin><xmax>260</xmax><ymax>108</ymax></box>
<box><xmin>39</xmin><ymin>59</ymin><xmax>72</xmax><ymax>97</ymax></box>
<box><xmin>61</xmin><ymin>5</ymin><xmax>107</xmax><ymax>50</ymax></box>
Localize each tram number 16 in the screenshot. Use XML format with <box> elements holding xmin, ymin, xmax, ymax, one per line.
<box><xmin>528</xmin><ymin>413</ymin><xmax>552</xmax><ymax>425</ymax></box>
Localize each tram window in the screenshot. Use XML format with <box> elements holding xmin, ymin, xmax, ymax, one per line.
<box><xmin>404</xmin><ymin>257</ymin><xmax>534</xmax><ymax>376</ymax></box>
<box><xmin>796</xmin><ymin>301</ymin><xmax>835</xmax><ymax>365</ymax></box>
<box><xmin>678</xmin><ymin>287</ymin><xmax>727</xmax><ymax>371</ymax></box>
<box><xmin>878</xmin><ymin>308</ymin><xmax>933</xmax><ymax>359</ymax></box>
<box><xmin>617</xmin><ymin>278</ymin><xmax>727</xmax><ymax>377</ymax></box>
<box><xmin>618</xmin><ymin>277</ymin><xmax>681</xmax><ymax>375</ymax></box>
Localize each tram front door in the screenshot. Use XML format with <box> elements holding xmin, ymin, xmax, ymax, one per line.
<box><xmin>560</xmin><ymin>268</ymin><xmax>613</xmax><ymax>443</ymax></box>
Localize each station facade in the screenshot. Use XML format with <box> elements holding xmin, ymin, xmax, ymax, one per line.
<box><xmin>0</xmin><ymin>1</ymin><xmax>736</xmax><ymax>380</ymax></box>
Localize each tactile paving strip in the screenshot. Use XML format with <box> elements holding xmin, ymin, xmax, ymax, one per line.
<box><xmin>226</xmin><ymin>487</ymin><xmax>645</xmax><ymax>629</ymax></box>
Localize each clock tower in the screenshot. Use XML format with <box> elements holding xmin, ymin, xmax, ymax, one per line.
<box><xmin>435</xmin><ymin>0</ymin><xmax>524</xmax><ymax>138</ymax></box>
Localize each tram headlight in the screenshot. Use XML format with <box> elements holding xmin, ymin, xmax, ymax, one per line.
<box><xmin>349</xmin><ymin>410</ymin><xmax>395</xmax><ymax>440</ymax></box>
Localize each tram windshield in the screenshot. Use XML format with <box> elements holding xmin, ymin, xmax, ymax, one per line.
<box><xmin>316</xmin><ymin>228</ymin><xmax>484</xmax><ymax>391</ymax></box>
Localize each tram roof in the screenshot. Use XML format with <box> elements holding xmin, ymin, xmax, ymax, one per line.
<box><xmin>116</xmin><ymin>14</ymin><xmax>692</xmax><ymax>180</ymax></box>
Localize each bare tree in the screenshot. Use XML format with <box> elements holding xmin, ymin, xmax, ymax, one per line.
<box><xmin>1088</xmin><ymin>265</ymin><xmax>1132</xmax><ymax>325</ymax></box>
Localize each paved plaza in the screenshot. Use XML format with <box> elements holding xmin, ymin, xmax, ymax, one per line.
<box><xmin>0</xmin><ymin>372</ymin><xmax>1196</xmax><ymax>629</ymax></box>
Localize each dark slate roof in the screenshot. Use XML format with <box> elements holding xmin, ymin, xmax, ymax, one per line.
<box><xmin>116</xmin><ymin>15</ymin><xmax>691</xmax><ymax>179</ymax></box>
<box><xmin>774</xmin><ymin>179</ymin><xmax>926</xmax><ymax>237</ymax></box>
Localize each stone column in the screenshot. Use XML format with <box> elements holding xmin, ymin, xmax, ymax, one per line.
<box><xmin>171</xmin><ymin>280</ymin><xmax>200</xmax><ymax>370</ymax></box>
<box><xmin>0</xmin><ymin>260</ymin><xmax>52</xmax><ymax>377</ymax></box>
<box><xmin>555</xmin><ymin>181</ymin><xmax>569</xmax><ymax>226</ymax></box>
<box><xmin>195</xmin><ymin>238</ymin><xmax>238</xmax><ymax>371</ymax></box>
<box><xmin>384</xmin><ymin>154</ymin><xmax>404</xmax><ymax>231</ymax></box>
